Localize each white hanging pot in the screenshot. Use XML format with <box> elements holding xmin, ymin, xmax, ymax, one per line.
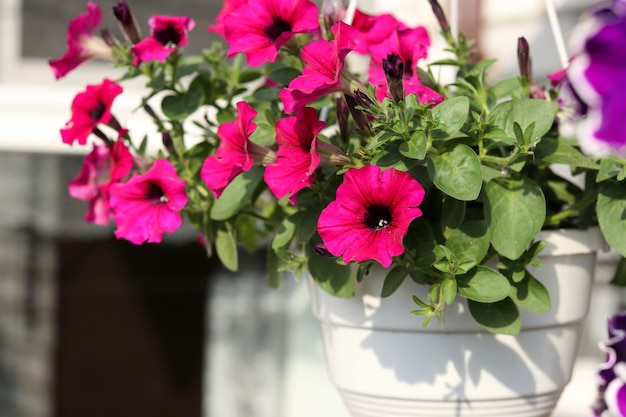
<box><xmin>307</xmin><ymin>227</ymin><xmax>603</xmax><ymax>417</ymax></box>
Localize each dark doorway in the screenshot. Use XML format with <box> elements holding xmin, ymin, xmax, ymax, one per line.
<box><xmin>53</xmin><ymin>237</ymin><xmax>211</xmax><ymax>417</ymax></box>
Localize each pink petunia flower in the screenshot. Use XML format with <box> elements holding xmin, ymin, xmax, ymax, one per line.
<box><xmin>265</xmin><ymin>107</ymin><xmax>349</xmax><ymax>204</ymax></box>
<box><xmin>368</xmin><ymin>25</ymin><xmax>444</xmax><ymax>105</ymax></box>
<box><xmin>109</xmin><ymin>158</ymin><xmax>188</xmax><ymax>244</ymax></box>
<box><xmin>68</xmin><ymin>133</ymin><xmax>134</xmax><ymax>225</ymax></box>
<box><xmin>317</xmin><ymin>165</ymin><xmax>425</xmax><ymax>268</ymax></box>
<box><xmin>280</xmin><ymin>21</ymin><xmax>367</xmax><ymax>114</ymax></box>
<box><xmin>208</xmin><ymin>0</ymin><xmax>247</xmax><ymax>38</ymax></box>
<box><xmin>201</xmin><ymin>101</ymin><xmax>274</xmax><ymax>198</ymax></box>
<box><xmin>351</xmin><ymin>9</ymin><xmax>405</xmax><ymax>55</ymax></box>
<box><xmin>221</xmin><ymin>0</ymin><xmax>320</xmax><ymax>66</ymax></box>
<box><xmin>131</xmin><ymin>15</ymin><xmax>195</xmax><ymax>65</ymax></box>
<box><xmin>60</xmin><ymin>78</ymin><xmax>123</xmax><ymax>146</ymax></box>
<box><xmin>48</xmin><ymin>2</ymin><xmax>114</xmax><ymax>79</ymax></box>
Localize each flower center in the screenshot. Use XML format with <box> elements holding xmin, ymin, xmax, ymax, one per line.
<box><xmin>364</xmin><ymin>204</ymin><xmax>392</xmax><ymax>231</ymax></box>
<box><xmin>265</xmin><ymin>17</ymin><xmax>292</xmax><ymax>42</ymax></box>
<box><xmin>155</xmin><ymin>24</ymin><xmax>181</xmax><ymax>48</ymax></box>
<box><xmin>90</xmin><ymin>101</ymin><xmax>106</xmax><ymax>122</ymax></box>
<box><xmin>146</xmin><ymin>182</ymin><xmax>168</xmax><ymax>204</ymax></box>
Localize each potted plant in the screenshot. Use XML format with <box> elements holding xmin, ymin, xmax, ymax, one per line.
<box><xmin>49</xmin><ymin>0</ymin><xmax>626</xmax><ymax>415</ymax></box>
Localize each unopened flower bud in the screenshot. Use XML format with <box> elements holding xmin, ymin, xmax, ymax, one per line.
<box><xmin>383</xmin><ymin>54</ymin><xmax>405</xmax><ymax>103</ymax></box>
<box><xmin>345</xmin><ymin>94</ymin><xmax>372</xmax><ymax>134</ymax></box>
<box><xmin>313</xmin><ymin>243</ymin><xmax>333</xmax><ymax>257</ymax></box>
<box><xmin>100</xmin><ymin>28</ymin><xmax>117</xmax><ymax>48</ymax></box>
<box><xmin>517</xmin><ymin>36</ymin><xmax>533</xmax><ymax>83</ymax></box>
<box><xmin>162</xmin><ymin>132</ymin><xmax>176</xmax><ymax>155</ymax></box>
<box><xmin>113</xmin><ymin>1</ymin><xmax>141</xmax><ymax>44</ymax></box>
<box><xmin>427</xmin><ymin>0</ymin><xmax>450</xmax><ymax>33</ymax></box>
<box><xmin>336</xmin><ymin>97</ymin><xmax>349</xmax><ymax>141</ymax></box>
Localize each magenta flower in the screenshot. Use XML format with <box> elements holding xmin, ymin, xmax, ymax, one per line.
<box><xmin>221</xmin><ymin>0</ymin><xmax>320</xmax><ymax>66</ymax></box>
<box><xmin>351</xmin><ymin>9</ymin><xmax>405</xmax><ymax>55</ymax></box>
<box><xmin>201</xmin><ymin>101</ymin><xmax>274</xmax><ymax>198</ymax></box>
<box><xmin>60</xmin><ymin>78</ymin><xmax>123</xmax><ymax>146</ymax></box>
<box><xmin>564</xmin><ymin>0</ymin><xmax>626</xmax><ymax>155</ymax></box>
<box><xmin>109</xmin><ymin>158</ymin><xmax>188</xmax><ymax>244</ymax></box>
<box><xmin>264</xmin><ymin>107</ymin><xmax>326</xmax><ymax>204</ymax></box>
<box><xmin>593</xmin><ymin>310</ymin><xmax>626</xmax><ymax>417</ymax></box>
<box><xmin>280</xmin><ymin>21</ymin><xmax>366</xmax><ymax>114</ymax></box>
<box><xmin>368</xmin><ymin>25</ymin><xmax>443</xmax><ymax>105</ymax></box>
<box><xmin>69</xmin><ymin>135</ymin><xmax>134</xmax><ymax>225</ymax></box>
<box><xmin>48</xmin><ymin>2</ymin><xmax>114</xmax><ymax>79</ymax></box>
<box><xmin>131</xmin><ymin>15</ymin><xmax>195</xmax><ymax>65</ymax></box>
<box><xmin>208</xmin><ymin>0</ymin><xmax>247</xmax><ymax>38</ymax></box>
<box><xmin>317</xmin><ymin>165</ymin><xmax>425</xmax><ymax>267</ymax></box>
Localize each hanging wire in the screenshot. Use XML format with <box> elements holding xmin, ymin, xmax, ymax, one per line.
<box><xmin>544</xmin><ymin>0</ymin><xmax>569</xmax><ymax>68</ymax></box>
<box><xmin>344</xmin><ymin>0</ymin><xmax>358</xmax><ymax>25</ymax></box>
<box><xmin>450</xmin><ymin>0</ymin><xmax>459</xmax><ymax>38</ymax></box>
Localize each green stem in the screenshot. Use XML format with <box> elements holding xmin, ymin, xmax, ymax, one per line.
<box><xmin>545</xmin><ymin>190</ymin><xmax>599</xmax><ymax>226</ymax></box>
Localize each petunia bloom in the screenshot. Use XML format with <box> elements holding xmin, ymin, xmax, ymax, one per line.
<box><xmin>280</xmin><ymin>21</ymin><xmax>368</xmax><ymax>114</ymax></box>
<box><xmin>368</xmin><ymin>24</ymin><xmax>444</xmax><ymax>105</ymax></box>
<box><xmin>68</xmin><ymin>133</ymin><xmax>134</xmax><ymax>225</ymax></box>
<box><xmin>109</xmin><ymin>158</ymin><xmax>188</xmax><ymax>244</ymax></box>
<box><xmin>60</xmin><ymin>78</ymin><xmax>123</xmax><ymax>146</ymax></box>
<box><xmin>593</xmin><ymin>310</ymin><xmax>626</xmax><ymax>417</ymax></box>
<box><xmin>201</xmin><ymin>101</ymin><xmax>274</xmax><ymax>198</ymax></box>
<box><xmin>317</xmin><ymin>165</ymin><xmax>425</xmax><ymax>267</ymax></box>
<box><xmin>131</xmin><ymin>15</ymin><xmax>195</xmax><ymax>65</ymax></box>
<box><xmin>264</xmin><ymin>107</ymin><xmax>349</xmax><ymax>204</ymax></box>
<box><xmin>564</xmin><ymin>0</ymin><xmax>626</xmax><ymax>155</ymax></box>
<box><xmin>208</xmin><ymin>0</ymin><xmax>247</xmax><ymax>38</ymax></box>
<box><xmin>48</xmin><ymin>2</ymin><xmax>114</xmax><ymax>79</ymax></box>
<box><xmin>351</xmin><ymin>9</ymin><xmax>405</xmax><ymax>55</ymax></box>
<box><xmin>221</xmin><ymin>0</ymin><xmax>320</xmax><ymax>66</ymax></box>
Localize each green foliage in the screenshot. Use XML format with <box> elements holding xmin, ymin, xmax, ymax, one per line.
<box><xmin>56</xmin><ymin>2</ymin><xmax>626</xmax><ymax>337</ymax></box>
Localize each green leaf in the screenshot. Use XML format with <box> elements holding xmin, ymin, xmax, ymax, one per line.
<box><xmin>440</xmin><ymin>197</ymin><xmax>466</xmax><ymax>233</ymax></box>
<box><xmin>488</xmin><ymin>77</ymin><xmax>522</xmax><ymax>100</ymax></box>
<box><xmin>484</xmin><ymin>177</ymin><xmax>546</xmax><ymax>259</ymax></box>
<box><xmin>215</xmin><ymin>222</ymin><xmax>238</xmax><ymax>272</ymax></box>
<box><xmin>441</xmin><ymin>278</ymin><xmax>457</xmax><ymax>305</ymax></box>
<box><xmin>534</xmin><ymin>137</ymin><xmax>599</xmax><ymax>170</ymax></box>
<box><xmin>381</xmin><ymin>266</ymin><xmax>407</xmax><ymax>298</ymax></box>
<box><xmin>508</xmin><ymin>272</ymin><xmax>551</xmax><ymax>313</ymax></box>
<box><xmin>598</xmin><ymin>157</ymin><xmax>626</xmax><ymax>182</ymax></box>
<box><xmin>445</xmin><ymin>221</ymin><xmax>490</xmax><ymax>271</ymax></box>
<box><xmin>272</xmin><ymin>215</ymin><xmax>296</xmax><ymax>250</ymax></box>
<box><xmin>428</xmin><ymin>144</ymin><xmax>483</xmax><ymax>201</ymax></box>
<box><xmin>161</xmin><ymin>77</ymin><xmax>206</xmax><ymax>120</ymax></box>
<box><xmin>267</xmin><ymin>67</ymin><xmax>301</xmax><ymax>86</ymax></box>
<box><xmin>431</xmin><ymin>96</ymin><xmax>470</xmax><ymax>137</ymax></box>
<box><xmin>487</xmin><ymin>99</ymin><xmax>558</xmax><ymax>143</ymax></box>
<box><xmin>210</xmin><ymin>165</ymin><xmax>264</xmax><ymax>220</ymax></box>
<box><xmin>457</xmin><ymin>266</ymin><xmax>511</xmax><ymax>302</ymax></box>
<box><xmin>306</xmin><ymin>242</ymin><xmax>354</xmax><ymax>298</ymax></box>
<box><xmin>399</xmin><ymin>130</ymin><xmax>428</xmax><ymax>160</ymax></box>
<box><xmin>468</xmin><ymin>298</ymin><xmax>521</xmax><ymax>335</ymax></box>
<box><xmin>598</xmin><ymin>181</ymin><xmax>626</xmax><ymax>256</ymax></box>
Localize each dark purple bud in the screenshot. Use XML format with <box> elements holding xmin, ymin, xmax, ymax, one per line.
<box><xmin>162</xmin><ymin>132</ymin><xmax>176</xmax><ymax>155</ymax></box>
<box><xmin>313</xmin><ymin>243</ymin><xmax>333</xmax><ymax>257</ymax></box>
<box><xmin>383</xmin><ymin>53</ymin><xmax>405</xmax><ymax>102</ymax></box>
<box><xmin>143</xmin><ymin>104</ymin><xmax>158</xmax><ymax>120</ymax></box>
<box><xmin>100</xmin><ymin>28</ymin><xmax>117</xmax><ymax>48</ymax></box>
<box><xmin>517</xmin><ymin>37</ymin><xmax>533</xmax><ymax>83</ymax></box>
<box><xmin>427</xmin><ymin>0</ymin><xmax>450</xmax><ymax>33</ymax></box>
<box><xmin>336</xmin><ymin>96</ymin><xmax>349</xmax><ymax>141</ymax></box>
<box><xmin>345</xmin><ymin>94</ymin><xmax>372</xmax><ymax>134</ymax></box>
<box><xmin>113</xmin><ymin>2</ymin><xmax>141</xmax><ymax>44</ymax></box>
